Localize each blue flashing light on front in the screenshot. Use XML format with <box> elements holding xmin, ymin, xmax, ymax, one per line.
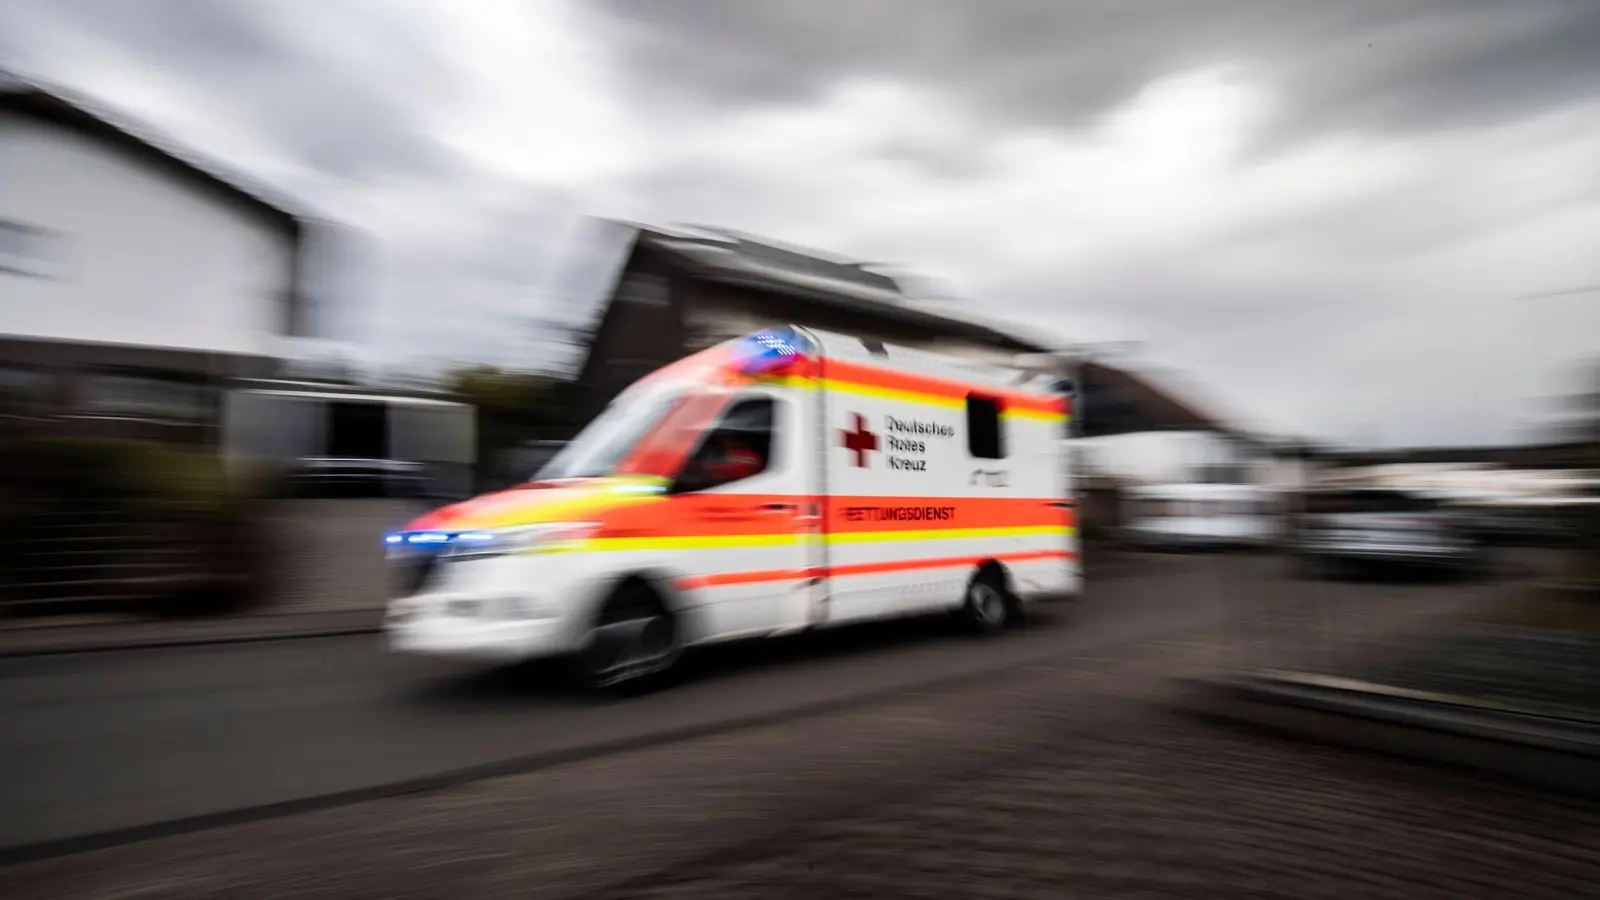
<box><xmin>385</xmin><ymin>530</ymin><xmax>496</xmax><ymax>548</ymax></box>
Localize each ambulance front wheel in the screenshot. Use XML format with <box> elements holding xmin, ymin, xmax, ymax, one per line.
<box><xmin>959</xmin><ymin>565</ymin><xmax>1016</xmax><ymax>634</ymax></box>
<box><xmin>573</xmin><ymin>577</ymin><xmax>682</xmax><ymax>694</ymax></box>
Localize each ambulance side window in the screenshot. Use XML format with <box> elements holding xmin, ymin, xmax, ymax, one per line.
<box><xmin>966</xmin><ymin>393</ymin><xmax>1005</xmax><ymax>460</ymax></box>
<box><xmin>674</xmin><ymin>397</ymin><xmax>777</xmax><ymax>493</ymax></box>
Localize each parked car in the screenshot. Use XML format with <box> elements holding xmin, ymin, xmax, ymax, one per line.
<box><xmin>1290</xmin><ymin>487</ymin><xmax>1485</xmax><ymax>579</ymax></box>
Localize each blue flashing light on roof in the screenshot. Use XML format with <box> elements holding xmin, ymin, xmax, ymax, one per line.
<box><xmin>735</xmin><ymin>327</ymin><xmax>809</xmax><ymax>376</ymax></box>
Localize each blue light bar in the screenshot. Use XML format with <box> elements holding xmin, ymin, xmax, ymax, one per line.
<box><xmin>736</xmin><ymin>328</ymin><xmax>806</xmax><ymax>376</ymax></box>
<box><xmin>385</xmin><ymin>529</ymin><xmax>497</xmax><ymax>549</ymax></box>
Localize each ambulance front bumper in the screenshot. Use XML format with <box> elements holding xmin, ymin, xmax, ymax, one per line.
<box><xmin>383</xmin><ymin>555</ymin><xmax>595</xmax><ymax>664</ymax></box>
<box><xmin>386</xmin><ymin>601</ymin><xmax>576</xmax><ymax>663</ymax></box>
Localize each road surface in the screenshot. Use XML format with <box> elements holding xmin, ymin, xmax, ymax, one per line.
<box><xmin>0</xmin><ymin>553</ymin><xmax>1264</xmax><ymax>851</ymax></box>
<box><xmin>2</xmin><ymin>553</ymin><xmax>1589</xmax><ymax>900</ymax></box>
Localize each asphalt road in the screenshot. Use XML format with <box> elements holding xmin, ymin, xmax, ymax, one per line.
<box><xmin>0</xmin><ymin>553</ymin><xmax>1300</xmax><ymax>852</ymax></box>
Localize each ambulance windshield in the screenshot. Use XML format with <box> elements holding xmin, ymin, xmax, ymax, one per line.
<box><xmin>533</xmin><ymin>386</ymin><xmax>686</xmax><ymax>481</ymax></box>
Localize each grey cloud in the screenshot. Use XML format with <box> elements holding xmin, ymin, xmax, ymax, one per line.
<box><xmin>980</xmin><ymin>256</ymin><xmax>1357</xmax><ymax>340</ymax></box>
<box><xmin>8</xmin><ymin>0</ymin><xmax>1592</xmax><ymax>445</ymax></box>
<box><xmin>9</xmin><ymin>0</ymin><xmax>463</xmax><ymax>180</ymax></box>
<box><xmin>1211</xmin><ymin>181</ymin><xmax>1599</xmax><ymax>269</ymax></box>
<box><xmin>871</xmin><ymin>133</ymin><xmax>994</xmax><ymax>182</ymax></box>
<box><xmin>584</xmin><ymin>0</ymin><xmax>1600</xmax><ymax>149</ymax></box>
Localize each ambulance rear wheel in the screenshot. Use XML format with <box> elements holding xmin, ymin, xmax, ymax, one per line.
<box><xmin>959</xmin><ymin>566</ymin><xmax>1013</xmax><ymax>634</ymax></box>
<box><xmin>574</xmin><ymin>578</ymin><xmax>681</xmax><ymax>694</ymax></box>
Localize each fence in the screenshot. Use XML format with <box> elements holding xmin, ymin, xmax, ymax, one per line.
<box><xmin>0</xmin><ymin>428</ymin><xmax>428</xmax><ymax>623</ymax></box>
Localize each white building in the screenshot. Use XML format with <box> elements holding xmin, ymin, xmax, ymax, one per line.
<box><xmin>1073</xmin><ymin>429</ymin><xmax>1312</xmax><ymax>493</ymax></box>
<box><xmin>0</xmin><ymin>69</ymin><xmax>307</xmax><ymax>442</ymax></box>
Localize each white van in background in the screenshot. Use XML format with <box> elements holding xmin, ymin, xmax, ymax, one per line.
<box><xmin>222</xmin><ymin>381</ymin><xmax>476</xmax><ymax>499</ymax></box>
<box><xmin>1122</xmin><ymin>482</ymin><xmax>1282</xmax><ymax>550</ymax></box>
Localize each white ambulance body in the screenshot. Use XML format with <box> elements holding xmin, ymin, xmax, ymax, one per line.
<box><xmin>385</xmin><ymin>327</ymin><xmax>1079</xmax><ymax>688</ymax></box>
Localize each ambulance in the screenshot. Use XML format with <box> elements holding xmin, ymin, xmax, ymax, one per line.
<box><xmin>384</xmin><ymin>326</ymin><xmax>1079</xmax><ymax>689</ymax></box>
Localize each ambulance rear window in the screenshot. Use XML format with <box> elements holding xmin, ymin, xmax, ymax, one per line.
<box><xmin>966</xmin><ymin>393</ymin><xmax>1005</xmax><ymax>459</ymax></box>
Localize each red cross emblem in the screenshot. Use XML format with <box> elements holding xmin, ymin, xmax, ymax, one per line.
<box><xmin>840</xmin><ymin>413</ymin><xmax>878</xmax><ymax>467</ymax></box>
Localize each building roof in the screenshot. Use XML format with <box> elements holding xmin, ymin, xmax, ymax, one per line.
<box><xmin>0</xmin><ymin>66</ymin><xmax>305</xmax><ymax>234</ymax></box>
<box><xmin>575</xmin><ymin>218</ymin><xmax>1238</xmax><ymax>437</ymax></box>
<box><xmin>630</xmin><ymin>222</ymin><xmax>1052</xmax><ymax>352</ymax></box>
<box><xmin>1076</xmin><ymin>359</ymin><xmax>1238</xmax><ymax>438</ymax></box>
<box><xmin>667</xmin><ymin>225</ymin><xmax>903</xmax><ymax>294</ymax></box>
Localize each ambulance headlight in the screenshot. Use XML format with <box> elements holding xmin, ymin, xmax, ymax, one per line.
<box><xmin>445</xmin><ymin>522</ymin><xmax>600</xmax><ymax>561</ymax></box>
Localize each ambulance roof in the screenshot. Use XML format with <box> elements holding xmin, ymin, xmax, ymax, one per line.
<box><xmin>802</xmin><ymin>328</ymin><xmax>1060</xmax><ymax>398</ymax></box>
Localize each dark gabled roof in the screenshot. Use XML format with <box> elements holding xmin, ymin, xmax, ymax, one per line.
<box><xmin>0</xmin><ymin>66</ymin><xmax>303</xmax><ymax>234</ymax></box>
<box><xmin>685</xmin><ymin>226</ymin><xmax>903</xmax><ymax>295</ymax></box>
<box><xmin>631</xmin><ymin>223</ymin><xmax>1049</xmax><ymax>351</ymax></box>
<box><xmin>578</xmin><ymin>219</ymin><xmax>1239</xmax><ymax>437</ymax></box>
<box><xmin>1077</xmin><ymin>360</ymin><xmax>1233</xmax><ymax>438</ymax></box>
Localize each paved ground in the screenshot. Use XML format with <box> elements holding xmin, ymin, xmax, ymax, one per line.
<box><xmin>0</xmin><ymin>609</ymin><xmax>383</xmax><ymax>656</ymax></box>
<box><xmin>0</xmin><ymin>551</ymin><xmax>1230</xmax><ymax>851</ymax></box>
<box><xmin>1352</xmin><ymin>624</ymin><xmax>1600</xmax><ymax>717</ymax></box>
<box><xmin>3</xmin><ymin>560</ymin><xmax>1593</xmax><ymax>900</ymax></box>
<box><xmin>262</xmin><ymin>499</ymin><xmax>427</xmax><ymax>615</ymax></box>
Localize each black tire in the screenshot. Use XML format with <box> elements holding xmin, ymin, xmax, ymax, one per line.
<box><xmin>958</xmin><ymin>566</ymin><xmax>1013</xmax><ymax>634</ymax></box>
<box><xmin>572</xmin><ymin>579</ymin><xmax>681</xmax><ymax>695</ymax></box>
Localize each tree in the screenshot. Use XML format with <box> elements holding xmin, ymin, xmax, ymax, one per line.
<box><xmin>446</xmin><ymin>366</ymin><xmax>576</xmax><ymax>490</ymax></box>
<box><xmin>449</xmin><ymin>366</ymin><xmax>570</xmax><ymax>426</ymax></box>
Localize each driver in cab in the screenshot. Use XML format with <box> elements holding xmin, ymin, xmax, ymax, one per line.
<box><xmin>696</xmin><ymin>431</ymin><xmax>765</xmax><ymax>485</ymax></box>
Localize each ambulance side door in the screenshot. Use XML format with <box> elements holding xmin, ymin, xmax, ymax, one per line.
<box><xmin>670</xmin><ymin>385</ymin><xmax>822</xmax><ymax>639</ymax></box>
<box><xmin>818</xmin><ymin>382</ymin><xmax>958</xmax><ymax>626</ymax></box>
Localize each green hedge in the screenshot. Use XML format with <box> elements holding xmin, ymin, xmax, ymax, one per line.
<box><xmin>0</xmin><ymin>436</ymin><xmax>272</xmax><ymax>518</ymax></box>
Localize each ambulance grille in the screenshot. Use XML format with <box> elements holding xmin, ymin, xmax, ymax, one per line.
<box><xmin>392</xmin><ymin>551</ymin><xmax>442</xmax><ymax>597</ymax></box>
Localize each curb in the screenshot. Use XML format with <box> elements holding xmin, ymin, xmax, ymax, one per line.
<box><xmin>1177</xmin><ymin>671</ymin><xmax>1600</xmax><ymax>799</ymax></box>
<box><xmin>0</xmin><ymin>621</ymin><xmax>383</xmax><ymax>659</ymax></box>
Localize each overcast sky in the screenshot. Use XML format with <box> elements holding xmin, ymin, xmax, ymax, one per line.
<box><xmin>3</xmin><ymin>0</ymin><xmax>1598</xmax><ymax>447</ymax></box>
